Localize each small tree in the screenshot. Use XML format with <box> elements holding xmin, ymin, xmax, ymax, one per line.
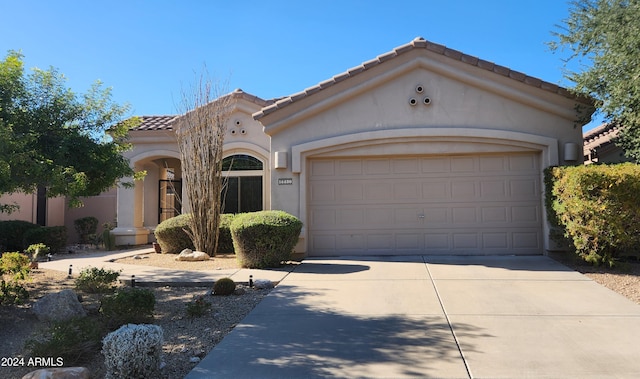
<box><xmin>549</xmin><ymin>0</ymin><xmax>640</xmax><ymax>160</ymax></box>
<box><xmin>175</xmin><ymin>72</ymin><xmax>231</xmax><ymax>256</ymax></box>
<box><xmin>0</xmin><ymin>51</ymin><xmax>144</xmax><ymax>211</ymax></box>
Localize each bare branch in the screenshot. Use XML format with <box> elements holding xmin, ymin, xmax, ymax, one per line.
<box><xmin>175</xmin><ymin>70</ymin><xmax>231</xmax><ymax>256</ymax></box>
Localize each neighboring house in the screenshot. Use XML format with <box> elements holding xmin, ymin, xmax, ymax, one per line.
<box><xmin>111</xmin><ymin>37</ymin><xmax>594</xmax><ymax>257</ymax></box>
<box><xmin>583</xmin><ymin>122</ymin><xmax>630</xmax><ymax>164</ymax></box>
<box><xmin>0</xmin><ymin>190</ymin><xmax>116</xmax><ymax>244</ymax></box>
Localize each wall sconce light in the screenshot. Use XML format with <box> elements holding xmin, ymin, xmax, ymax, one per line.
<box><xmin>275</xmin><ymin>151</ymin><xmax>288</xmax><ymax>169</ymax></box>
<box><xmin>564</xmin><ymin>142</ymin><xmax>579</xmax><ymax>161</ymax></box>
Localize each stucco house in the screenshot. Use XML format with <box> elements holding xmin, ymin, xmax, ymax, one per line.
<box><xmin>583</xmin><ymin>122</ymin><xmax>630</xmax><ymax>164</ymax></box>
<box><xmin>110</xmin><ymin>37</ymin><xmax>593</xmax><ymax>257</ymax></box>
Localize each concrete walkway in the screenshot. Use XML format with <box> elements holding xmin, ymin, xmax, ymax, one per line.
<box><xmin>38</xmin><ymin>248</ymin><xmax>293</xmax><ymax>285</ymax></box>
<box><xmin>186</xmin><ymin>255</ymin><xmax>640</xmax><ymax>379</ymax></box>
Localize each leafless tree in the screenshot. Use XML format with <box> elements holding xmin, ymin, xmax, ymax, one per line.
<box><xmin>175</xmin><ymin>73</ymin><xmax>231</xmax><ymax>256</ymax></box>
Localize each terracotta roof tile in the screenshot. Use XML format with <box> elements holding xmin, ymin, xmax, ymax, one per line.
<box><xmin>461</xmin><ymin>54</ymin><xmax>479</xmax><ymax>65</ymax></box>
<box><xmin>131</xmin><ymin>89</ymin><xmax>272</xmax><ymax>131</ymax></box>
<box><xmin>477</xmin><ymin>59</ymin><xmax>495</xmax><ymax>71</ymax></box>
<box><xmin>131</xmin><ymin>115</ymin><xmax>177</xmax><ymax>131</ymax></box>
<box><xmin>583</xmin><ymin>122</ymin><xmax>620</xmax><ymax>150</ymax></box>
<box><xmin>254</xmin><ymin>37</ymin><xmax>592</xmax><ymax>120</ymax></box>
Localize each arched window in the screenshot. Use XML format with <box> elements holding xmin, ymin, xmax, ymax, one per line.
<box><xmin>222</xmin><ymin>155</ymin><xmax>263</xmax><ymax>171</ymax></box>
<box><xmin>221</xmin><ymin>154</ymin><xmax>264</xmax><ymax>213</ymax></box>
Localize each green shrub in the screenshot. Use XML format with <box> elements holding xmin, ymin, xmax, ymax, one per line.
<box><xmin>23</xmin><ymin>226</ymin><xmax>67</xmax><ymax>253</ymax></box>
<box><xmin>186</xmin><ymin>294</ymin><xmax>212</xmax><ymax>317</ymax></box>
<box><xmin>218</xmin><ymin>213</ymin><xmax>236</xmax><ymax>254</ymax></box>
<box><xmin>231</xmin><ymin>210</ymin><xmax>302</xmax><ymax>268</ymax></box>
<box><xmin>26</xmin><ymin>243</ymin><xmax>50</xmax><ymax>261</ymax></box>
<box><xmin>154</xmin><ymin>213</ymin><xmax>194</xmax><ymax>254</ymax></box>
<box><xmin>0</xmin><ymin>220</ymin><xmax>40</xmax><ymax>252</ymax></box>
<box><xmin>75</xmin><ymin>267</ymin><xmax>121</xmax><ymax>293</ymax></box>
<box><xmin>100</xmin><ymin>288</ymin><xmax>155</xmax><ymax>329</ymax></box>
<box><xmin>546</xmin><ymin>163</ymin><xmax>640</xmax><ymax>266</ymax></box>
<box><xmin>74</xmin><ymin>216</ymin><xmax>98</xmax><ymax>244</ymax></box>
<box><xmin>213</xmin><ymin>277</ymin><xmax>236</xmax><ymax>296</ymax></box>
<box><xmin>0</xmin><ymin>252</ymin><xmax>31</xmax><ymax>280</ymax></box>
<box><xmin>25</xmin><ymin>317</ymin><xmax>106</xmax><ymax>366</ymax></box>
<box><xmin>0</xmin><ymin>279</ymin><xmax>29</xmax><ymax>305</ymax></box>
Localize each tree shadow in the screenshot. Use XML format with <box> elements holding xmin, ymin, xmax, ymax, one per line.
<box><xmin>187</xmin><ymin>285</ymin><xmax>490</xmax><ymax>378</ymax></box>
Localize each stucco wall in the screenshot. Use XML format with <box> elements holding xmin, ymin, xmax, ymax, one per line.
<box><xmin>261</xmin><ymin>49</ymin><xmax>589</xmax><ymax>254</ymax></box>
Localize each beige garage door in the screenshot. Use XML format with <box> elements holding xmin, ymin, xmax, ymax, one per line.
<box><xmin>308</xmin><ymin>153</ymin><xmax>542</xmax><ymax>256</ymax></box>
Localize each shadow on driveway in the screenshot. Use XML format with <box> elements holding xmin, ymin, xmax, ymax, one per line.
<box><xmin>188</xmin><ymin>284</ymin><xmax>489</xmax><ymax>379</ymax></box>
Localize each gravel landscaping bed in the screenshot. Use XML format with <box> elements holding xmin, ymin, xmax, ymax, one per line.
<box><xmin>0</xmin><ymin>257</ymin><xmax>270</xmax><ymax>379</ymax></box>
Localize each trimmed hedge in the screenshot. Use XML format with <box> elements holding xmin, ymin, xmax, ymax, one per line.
<box><xmin>546</xmin><ymin>163</ymin><xmax>640</xmax><ymax>266</ymax></box>
<box><xmin>231</xmin><ymin>210</ymin><xmax>302</xmax><ymax>268</ymax></box>
<box><xmin>154</xmin><ymin>213</ymin><xmax>236</xmax><ymax>254</ymax></box>
<box><xmin>0</xmin><ymin>220</ymin><xmax>40</xmax><ymax>252</ymax></box>
<box><xmin>23</xmin><ymin>226</ymin><xmax>67</xmax><ymax>253</ymax></box>
<box><xmin>154</xmin><ymin>214</ymin><xmax>194</xmax><ymax>254</ymax></box>
<box><xmin>217</xmin><ymin>214</ymin><xmax>236</xmax><ymax>254</ymax></box>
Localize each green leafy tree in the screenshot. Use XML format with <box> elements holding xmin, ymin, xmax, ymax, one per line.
<box><xmin>550</xmin><ymin>0</ymin><xmax>640</xmax><ymax>160</ymax></box>
<box><xmin>0</xmin><ymin>51</ymin><xmax>143</xmax><ymax>211</ymax></box>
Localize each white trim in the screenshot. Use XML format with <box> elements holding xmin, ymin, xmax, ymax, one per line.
<box><xmin>129</xmin><ymin>149</ymin><xmax>181</xmax><ymax>164</ymax></box>
<box><xmin>291</xmin><ymin>128</ymin><xmax>559</xmax><ymax>172</ymax></box>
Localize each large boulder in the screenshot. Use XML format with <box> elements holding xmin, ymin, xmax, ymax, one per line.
<box><xmin>22</xmin><ymin>367</ymin><xmax>89</xmax><ymax>379</ymax></box>
<box><xmin>175</xmin><ymin>248</ymin><xmax>209</xmax><ymax>261</ymax></box>
<box><xmin>32</xmin><ymin>289</ymin><xmax>86</xmax><ymax>322</ymax></box>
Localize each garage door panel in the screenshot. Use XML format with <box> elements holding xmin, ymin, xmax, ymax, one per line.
<box><xmin>483</xmin><ymin>233</ymin><xmax>509</xmax><ymax>249</ymax></box>
<box><xmin>479</xmin><ymin>156</ymin><xmax>507</xmax><ymax>171</ymax></box>
<box><xmin>510</xmin><ymin>179</ymin><xmax>538</xmax><ymax>197</ymax></box>
<box><xmin>308</xmin><ymin>153</ymin><xmax>542</xmax><ymax>256</ymax></box>
<box><xmin>364</xmin><ymin>183</ymin><xmax>393</xmax><ymax>200</ymax></box>
<box><xmin>452</xmin><ymin>207</ymin><xmax>478</xmax><ymax>223</ymax></box>
<box><xmin>310</xmin><ymin>182</ymin><xmax>335</xmax><ymax>202</ymax></box>
<box><xmin>451</xmin><ymin>157</ymin><xmax>476</xmax><ymax>172</ymax></box>
<box><xmin>394</xmin><ymin>182</ymin><xmax>421</xmax><ymax>200</ymax></box>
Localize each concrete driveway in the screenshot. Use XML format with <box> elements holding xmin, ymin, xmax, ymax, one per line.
<box><xmin>186</xmin><ymin>255</ymin><xmax>640</xmax><ymax>379</ymax></box>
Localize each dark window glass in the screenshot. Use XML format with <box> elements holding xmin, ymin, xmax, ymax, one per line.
<box><xmin>222</xmin><ymin>155</ymin><xmax>263</xmax><ymax>171</ymax></box>
<box><xmin>222</xmin><ymin>176</ymin><xmax>262</xmax><ymax>213</ymax></box>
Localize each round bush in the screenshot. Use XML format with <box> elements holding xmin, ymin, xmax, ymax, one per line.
<box><xmin>230</xmin><ymin>210</ymin><xmax>302</xmax><ymax>268</ymax></box>
<box><xmin>154</xmin><ymin>214</ymin><xmax>194</xmax><ymax>254</ymax></box>
<box><xmin>213</xmin><ymin>277</ymin><xmax>236</xmax><ymax>296</ymax></box>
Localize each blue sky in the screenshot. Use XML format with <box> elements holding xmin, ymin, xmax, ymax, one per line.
<box><xmin>0</xmin><ymin>0</ymin><xmax>602</xmax><ymax>130</ymax></box>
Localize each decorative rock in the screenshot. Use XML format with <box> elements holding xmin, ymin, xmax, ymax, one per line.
<box><xmin>189</xmin><ymin>356</ymin><xmax>201</xmax><ymax>363</ymax></box>
<box><xmin>234</xmin><ymin>287</ymin><xmax>246</xmax><ymax>295</ymax></box>
<box><xmin>32</xmin><ymin>289</ymin><xmax>86</xmax><ymax>322</ymax></box>
<box><xmin>21</xmin><ymin>366</ymin><xmax>90</xmax><ymax>379</ymax></box>
<box><xmin>254</xmin><ymin>279</ymin><xmax>274</xmax><ymax>289</ymax></box>
<box><xmin>175</xmin><ymin>249</ymin><xmax>209</xmax><ymax>261</ymax></box>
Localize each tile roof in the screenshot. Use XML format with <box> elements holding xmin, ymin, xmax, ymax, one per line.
<box><xmin>131</xmin><ymin>115</ymin><xmax>177</xmax><ymax>131</ymax></box>
<box><xmin>583</xmin><ymin>122</ymin><xmax>620</xmax><ymax>151</ymax></box>
<box><xmin>130</xmin><ymin>89</ymin><xmax>272</xmax><ymax>131</ymax></box>
<box><xmin>254</xmin><ymin>37</ymin><xmax>593</xmax><ymax>120</ymax></box>
<box><xmin>228</xmin><ymin>88</ymin><xmax>274</xmax><ymax>107</ymax></box>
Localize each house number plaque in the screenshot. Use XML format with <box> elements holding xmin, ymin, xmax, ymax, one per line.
<box><xmin>278</xmin><ymin>178</ymin><xmax>293</xmax><ymax>185</ymax></box>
